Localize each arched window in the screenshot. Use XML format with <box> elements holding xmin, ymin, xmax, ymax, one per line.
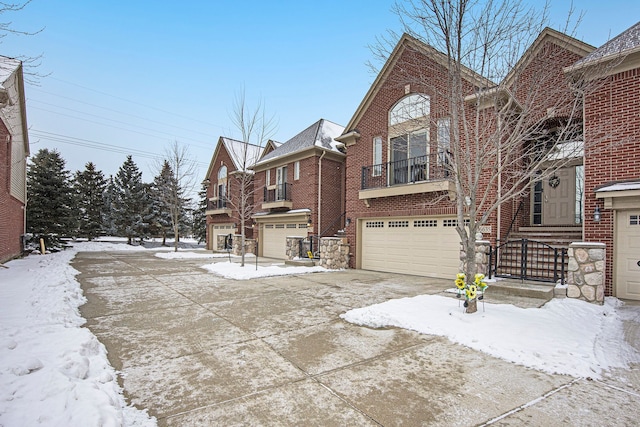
<box><xmin>388</xmin><ymin>94</ymin><xmax>430</xmax><ymax>184</ymax></box>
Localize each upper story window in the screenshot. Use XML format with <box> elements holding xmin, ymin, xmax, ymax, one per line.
<box><xmin>389</xmin><ymin>94</ymin><xmax>430</xmax><ymax>185</ymax></box>
<box><xmin>217</xmin><ymin>165</ymin><xmax>227</xmax><ymax>199</ymax></box>
<box><xmin>437</xmin><ymin>117</ymin><xmax>451</xmax><ymax>166</ymax></box>
<box><xmin>373</xmin><ymin>136</ymin><xmax>382</xmax><ymax>177</ymax></box>
<box><xmin>294</xmin><ymin>161</ymin><xmax>300</xmax><ymax>180</ymax></box>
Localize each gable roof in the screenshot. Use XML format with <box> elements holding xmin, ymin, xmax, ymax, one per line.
<box><xmin>567</xmin><ymin>21</ymin><xmax>640</xmax><ymax>71</ymax></box>
<box><xmin>254</xmin><ymin>119</ymin><xmax>345</xmax><ymax>166</ymax></box>
<box><xmin>339</xmin><ymin>33</ymin><xmax>494</xmax><ymax>134</ymax></box>
<box><xmin>204</xmin><ymin>136</ymin><xmax>263</xmax><ymax>181</ymax></box>
<box><xmin>0</xmin><ymin>55</ymin><xmax>29</xmax><ymax>155</ymax></box>
<box><xmin>501</xmin><ymin>27</ymin><xmax>594</xmax><ymax>88</ymax></box>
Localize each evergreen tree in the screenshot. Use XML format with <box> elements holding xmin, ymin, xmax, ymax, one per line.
<box><xmin>150</xmin><ymin>161</ymin><xmax>175</xmax><ymax>246</ymax></box>
<box><xmin>26</xmin><ymin>148</ymin><xmax>75</xmax><ymax>248</ymax></box>
<box><xmin>112</xmin><ymin>156</ymin><xmax>150</xmax><ymax>244</ymax></box>
<box><xmin>101</xmin><ymin>176</ymin><xmax>118</xmax><ymax>236</ymax></box>
<box><xmin>192</xmin><ymin>182</ymin><xmax>208</xmax><ymax>243</ymax></box>
<box><xmin>73</xmin><ymin>162</ymin><xmax>107</xmax><ymax>240</ymax></box>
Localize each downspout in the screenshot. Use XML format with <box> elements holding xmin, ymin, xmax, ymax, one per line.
<box><xmin>317</xmin><ymin>150</ymin><xmax>326</xmax><ymax>237</ymax></box>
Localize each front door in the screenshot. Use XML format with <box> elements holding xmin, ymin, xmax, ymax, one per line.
<box><xmin>533</xmin><ymin>166</ymin><xmax>578</xmax><ymax>226</ymax></box>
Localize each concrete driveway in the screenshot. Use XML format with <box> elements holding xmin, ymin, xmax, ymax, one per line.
<box><xmin>74</xmin><ymin>251</ymin><xmax>640</xmax><ymax>426</ymax></box>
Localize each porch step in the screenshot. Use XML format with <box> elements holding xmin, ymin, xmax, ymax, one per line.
<box><xmin>510</xmin><ymin>227</ymin><xmax>582</xmax><ymax>247</ymax></box>
<box><xmin>285</xmin><ymin>259</ymin><xmax>317</xmax><ymax>267</ymax></box>
<box><xmin>487</xmin><ymin>279</ymin><xmax>555</xmax><ymax>301</ymax></box>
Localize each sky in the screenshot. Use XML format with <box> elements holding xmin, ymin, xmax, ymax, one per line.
<box><xmin>1</xmin><ymin>241</ymin><xmax>638</xmax><ymax>425</ymax></box>
<box><xmin>2</xmin><ymin>1</ymin><xmax>640</xmax><ymax>189</ymax></box>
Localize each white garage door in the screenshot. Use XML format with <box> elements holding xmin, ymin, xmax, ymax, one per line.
<box><xmin>361</xmin><ymin>217</ymin><xmax>460</xmax><ymax>279</ymax></box>
<box><xmin>211</xmin><ymin>223</ymin><xmax>236</xmax><ymax>250</ymax></box>
<box><xmin>262</xmin><ymin>223</ymin><xmax>307</xmax><ymax>259</ymax></box>
<box><xmin>616</xmin><ymin>211</ymin><xmax>640</xmax><ymax>300</ymax></box>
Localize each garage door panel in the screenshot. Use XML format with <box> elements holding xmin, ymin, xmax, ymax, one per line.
<box><xmin>361</xmin><ymin>217</ymin><xmax>460</xmax><ymax>279</ymax></box>
<box><xmin>617</xmin><ymin>211</ymin><xmax>640</xmax><ymax>300</ymax></box>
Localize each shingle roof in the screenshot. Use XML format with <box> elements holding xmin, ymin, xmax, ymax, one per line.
<box><xmin>573</xmin><ymin>21</ymin><xmax>640</xmax><ymax>67</ymax></box>
<box><xmin>0</xmin><ymin>56</ymin><xmax>21</xmax><ymax>89</ymax></box>
<box><xmin>221</xmin><ymin>137</ymin><xmax>263</xmax><ymax>171</ymax></box>
<box><xmin>255</xmin><ymin>119</ymin><xmax>345</xmax><ymax>165</ymax></box>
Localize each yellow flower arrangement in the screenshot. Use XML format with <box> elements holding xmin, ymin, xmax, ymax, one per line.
<box><xmin>454</xmin><ymin>273</ymin><xmax>488</xmax><ymax>301</ymax></box>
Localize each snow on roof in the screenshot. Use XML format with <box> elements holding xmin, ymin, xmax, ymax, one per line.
<box><xmin>0</xmin><ymin>56</ymin><xmax>20</xmax><ymax>89</ymax></box>
<box><xmin>222</xmin><ymin>137</ymin><xmax>263</xmax><ymax>171</ymax></box>
<box><xmin>573</xmin><ymin>21</ymin><xmax>640</xmax><ymax>67</ymax></box>
<box><xmin>595</xmin><ymin>181</ymin><xmax>640</xmax><ymax>192</ymax></box>
<box><xmin>255</xmin><ymin>119</ymin><xmax>345</xmax><ymax>165</ymax></box>
<box><xmin>544</xmin><ymin>140</ymin><xmax>584</xmax><ymax>162</ymax></box>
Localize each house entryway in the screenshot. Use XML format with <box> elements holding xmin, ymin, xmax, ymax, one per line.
<box><xmin>532</xmin><ymin>166</ymin><xmax>583</xmax><ymax>226</ymax></box>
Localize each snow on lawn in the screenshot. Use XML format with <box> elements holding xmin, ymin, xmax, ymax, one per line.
<box><xmin>0</xmin><ymin>243</ymin><xmax>157</xmax><ymax>426</ymax></box>
<box><xmin>201</xmin><ymin>261</ymin><xmax>327</xmax><ymax>280</ymax></box>
<box><xmin>342</xmin><ymin>294</ymin><xmax>640</xmax><ymax>379</ymax></box>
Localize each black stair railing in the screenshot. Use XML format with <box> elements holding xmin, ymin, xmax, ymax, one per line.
<box><xmin>489</xmin><ymin>239</ymin><xmax>567</xmax><ymax>283</ymax></box>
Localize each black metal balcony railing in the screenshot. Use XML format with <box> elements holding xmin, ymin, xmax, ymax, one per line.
<box><xmin>264</xmin><ymin>183</ymin><xmax>292</xmax><ymax>203</ymax></box>
<box><xmin>207</xmin><ymin>197</ymin><xmax>228</xmax><ymax>211</ymax></box>
<box><xmin>361</xmin><ymin>152</ymin><xmax>450</xmax><ymax>190</ymax></box>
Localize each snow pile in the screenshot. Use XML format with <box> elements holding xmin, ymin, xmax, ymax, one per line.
<box><xmin>342</xmin><ymin>294</ymin><xmax>640</xmax><ymax>379</ymax></box>
<box><xmin>0</xmin><ymin>244</ymin><xmax>156</xmax><ymax>426</ymax></box>
<box><xmin>201</xmin><ymin>261</ymin><xmax>326</xmax><ymax>280</ymax></box>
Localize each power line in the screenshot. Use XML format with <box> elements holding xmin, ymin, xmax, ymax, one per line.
<box><xmin>30</xmin><ymin>129</ymin><xmax>210</xmax><ymax>168</ymax></box>
<box><xmin>46</xmin><ymin>76</ymin><xmax>228</xmax><ymax>130</ymax></box>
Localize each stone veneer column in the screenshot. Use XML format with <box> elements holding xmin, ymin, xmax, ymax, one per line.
<box><xmin>459</xmin><ymin>240</ymin><xmax>491</xmax><ymax>276</ymax></box>
<box><xmin>285</xmin><ymin>237</ymin><xmax>304</xmax><ymax>260</ymax></box>
<box><xmin>567</xmin><ymin>242</ymin><xmax>606</xmax><ymax>305</ymax></box>
<box><xmin>232</xmin><ymin>235</ymin><xmax>256</xmax><ymax>256</ymax></box>
<box><xmin>318</xmin><ymin>237</ymin><xmax>350</xmax><ymax>269</ymax></box>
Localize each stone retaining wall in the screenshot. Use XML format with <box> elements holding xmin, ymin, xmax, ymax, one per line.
<box><xmin>285</xmin><ymin>237</ymin><xmax>304</xmax><ymax>260</ymax></box>
<box><xmin>567</xmin><ymin>242</ymin><xmax>605</xmax><ymax>304</ymax></box>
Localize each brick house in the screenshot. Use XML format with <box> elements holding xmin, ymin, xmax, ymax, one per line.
<box><xmin>336</xmin><ymin>30</ymin><xmax>594</xmax><ymax>281</ymax></box>
<box><xmin>251</xmin><ymin>119</ymin><xmax>345</xmax><ymax>259</ymax></box>
<box><xmin>203</xmin><ymin>136</ymin><xmax>267</xmax><ymax>251</ymax></box>
<box><xmin>0</xmin><ymin>56</ymin><xmax>29</xmax><ymax>264</ymax></box>
<box><xmin>566</xmin><ymin>21</ymin><xmax>640</xmax><ymax>299</ymax></box>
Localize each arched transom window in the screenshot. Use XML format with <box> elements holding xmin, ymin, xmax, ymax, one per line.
<box><xmin>217</xmin><ymin>165</ymin><xmax>227</xmax><ymax>202</ymax></box>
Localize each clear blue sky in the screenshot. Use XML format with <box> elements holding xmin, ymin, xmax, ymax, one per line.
<box><xmin>3</xmin><ymin>1</ymin><xmax>639</xmax><ymax>188</ymax></box>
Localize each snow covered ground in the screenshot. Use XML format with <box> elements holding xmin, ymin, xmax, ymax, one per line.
<box><xmin>342</xmin><ymin>294</ymin><xmax>640</xmax><ymax>379</ymax></box>
<box><xmin>2</xmin><ymin>239</ymin><xmax>639</xmax><ymax>425</ymax></box>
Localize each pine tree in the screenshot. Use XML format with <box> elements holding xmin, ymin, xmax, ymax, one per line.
<box><xmin>150</xmin><ymin>161</ymin><xmax>175</xmax><ymax>246</ymax></box>
<box><xmin>192</xmin><ymin>182</ymin><xmax>208</xmax><ymax>243</ymax></box>
<box><xmin>26</xmin><ymin>148</ymin><xmax>75</xmax><ymax>248</ymax></box>
<box><xmin>73</xmin><ymin>162</ymin><xmax>107</xmax><ymax>240</ymax></box>
<box><xmin>112</xmin><ymin>156</ymin><xmax>150</xmax><ymax>245</ymax></box>
<box><xmin>101</xmin><ymin>176</ymin><xmax>117</xmax><ymax>236</ymax></box>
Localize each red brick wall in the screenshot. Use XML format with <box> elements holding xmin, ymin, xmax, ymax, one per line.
<box><xmin>253</xmin><ymin>154</ymin><xmax>345</xmax><ymax>236</ymax></box>
<box><xmin>0</xmin><ymin>120</ymin><xmax>25</xmax><ymax>263</ymax></box>
<box><xmin>584</xmin><ymin>66</ymin><xmax>640</xmax><ymax>295</ymax></box>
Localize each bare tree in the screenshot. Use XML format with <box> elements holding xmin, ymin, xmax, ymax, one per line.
<box><xmin>227</xmin><ymin>89</ymin><xmax>277</xmax><ymax>267</ymax></box>
<box><xmin>1</xmin><ymin>1</ymin><xmax>46</xmax><ymax>84</ymax></box>
<box><xmin>156</xmin><ymin>141</ymin><xmax>198</xmax><ymax>252</ymax></box>
<box><xmin>375</xmin><ymin>0</ymin><xmax>612</xmax><ymax>312</ymax></box>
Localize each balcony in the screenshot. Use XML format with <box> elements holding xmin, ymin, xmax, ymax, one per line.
<box><xmin>359</xmin><ymin>153</ymin><xmax>455</xmax><ymax>205</ymax></box>
<box><xmin>205</xmin><ymin>197</ymin><xmax>232</xmax><ymax>216</ymax></box>
<box><xmin>262</xmin><ymin>183</ymin><xmax>293</xmax><ymax>210</ymax></box>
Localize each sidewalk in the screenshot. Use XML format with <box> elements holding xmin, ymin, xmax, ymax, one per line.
<box><xmin>74</xmin><ymin>251</ymin><xmax>640</xmax><ymax>426</ymax></box>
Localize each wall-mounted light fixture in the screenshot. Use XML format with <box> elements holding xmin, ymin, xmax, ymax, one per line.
<box><xmin>345</xmin><ymin>217</ymin><xmax>351</xmax><ymax>227</ymax></box>
<box><xmin>594</xmin><ymin>206</ymin><xmax>601</xmax><ymax>222</ymax></box>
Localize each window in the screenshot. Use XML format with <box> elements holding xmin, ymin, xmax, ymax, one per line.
<box><xmin>217</xmin><ymin>166</ymin><xmax>227</xmax><ymax>203</ymax></box>
<box><xmin>266</xmin><ymin>169</ymin><xmax>271</xmax><ymax>186</ymax></box>
<box><xmin>276</xmin><ymin>166</ymin><xmax>288</xmax><ymax>200</ymax></box>
<box><xmin>373</xmin><ymin>137</ymin><xmax>382</xmax><ymax>176</ymax></box>
<box><xmin>294</xmin><ymin>161</ymin><xmax>300</xmax><ymax>180</ymax></box>
<box><xmin>389</xmin><ymin>94</ymin><xmax>430</xmax><ymax>185</ymax></box>
<box><xmin>437</xmin><ymin>118</ymin><xmax>451</xmax><ymax>166</ymax></box>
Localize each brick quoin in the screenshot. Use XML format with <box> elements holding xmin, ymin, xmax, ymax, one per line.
<box><xmin>0</xmin><ymin>119</ymin><xmax>25</xmax><ymax>263</ymax></box>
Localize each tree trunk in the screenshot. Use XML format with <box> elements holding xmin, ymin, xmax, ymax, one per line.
<box><xmin>466</xmin><ymin>298</ymin><xmax>478</xmax><ymax>314</ymax></box>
